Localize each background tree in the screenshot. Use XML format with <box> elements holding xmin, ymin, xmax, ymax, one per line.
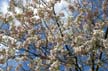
<box><xmin>0</xmin><ymin>0</ymin><xmax>108</xmax><ymax>71</ymax></box>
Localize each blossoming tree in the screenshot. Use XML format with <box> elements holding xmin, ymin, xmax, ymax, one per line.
<box><xmin>0</xmin><ymin>0</ymin><xmax>108</xmax><ymax>71</ymax></box>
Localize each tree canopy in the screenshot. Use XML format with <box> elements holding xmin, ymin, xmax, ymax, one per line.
<box><xmin>0</xmin><ymin>0</ymin><xmax>108</xmax><ymax>71</ymax></box>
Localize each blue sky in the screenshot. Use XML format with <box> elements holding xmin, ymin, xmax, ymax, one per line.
<box><xmin>0</xmin><ymin>0</ymin><xmax>9</xmax><ymax>14</ymax></box>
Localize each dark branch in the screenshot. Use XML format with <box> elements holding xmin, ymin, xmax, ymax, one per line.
<box><xmin>52</xmin><ymin>3</ymin><xmax>64</xmax><ymax>37</ymax></box>
<box><xmin>104</xmin><ymin>26</ymin><xmax>108</xmax><ymax>39</ymax></box>
<box><xmin>75</xmin><ymin>56</ymin><xmax>82</xmax><ymax>71</ymax></box>
<box><xmin>96</xmin><ymin>51</ymin><xmax>103</xmax><ymax>71</ymax></box>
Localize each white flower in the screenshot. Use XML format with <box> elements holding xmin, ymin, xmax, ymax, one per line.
<box><xmin>50</xmin><ymin>60</ymin><xmax>58</xmax><ymax>67</ymax></box>
<box><xmin>103</xmin><ymin>40</ymin><xmax>108</xmax><ymax>48</ymax></box>
<box><xmin>74</xmin><ymin>47</ymin><xmax>81</xmax><ymax>53</ymax></box>
<box><xmin>2</xmin><ymin>35</ymin><xmax>17</xmax><ymax>44</ymax></box>
<box><xmin>0</xmin><ymin>55</ymin><xmax>4</xmax><ymax>60</ymax></box>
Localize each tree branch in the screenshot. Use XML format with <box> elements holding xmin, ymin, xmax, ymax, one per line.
<box><xmin>75</xmin><ymin>56</ymin><xmax>82</xmax><ymax>71</ymax></box>
<box><xmin>104</xmin><ymin>26</ymin><xmax>108</xmax><ymax>39</ymax></box>
<box><xmin>52</xmin><ymin>3</ymin><xmax>64</xmax><ymax>37</ymax></box>
<box><xmin>96</xmin><ymin>51</ymin><xmax>103</xmax><ymax>71</ymax></box>
<box><xmin>91</xmin><ymin>52</ymin><xmax>95</xmax><ymax>71</ymax></box>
